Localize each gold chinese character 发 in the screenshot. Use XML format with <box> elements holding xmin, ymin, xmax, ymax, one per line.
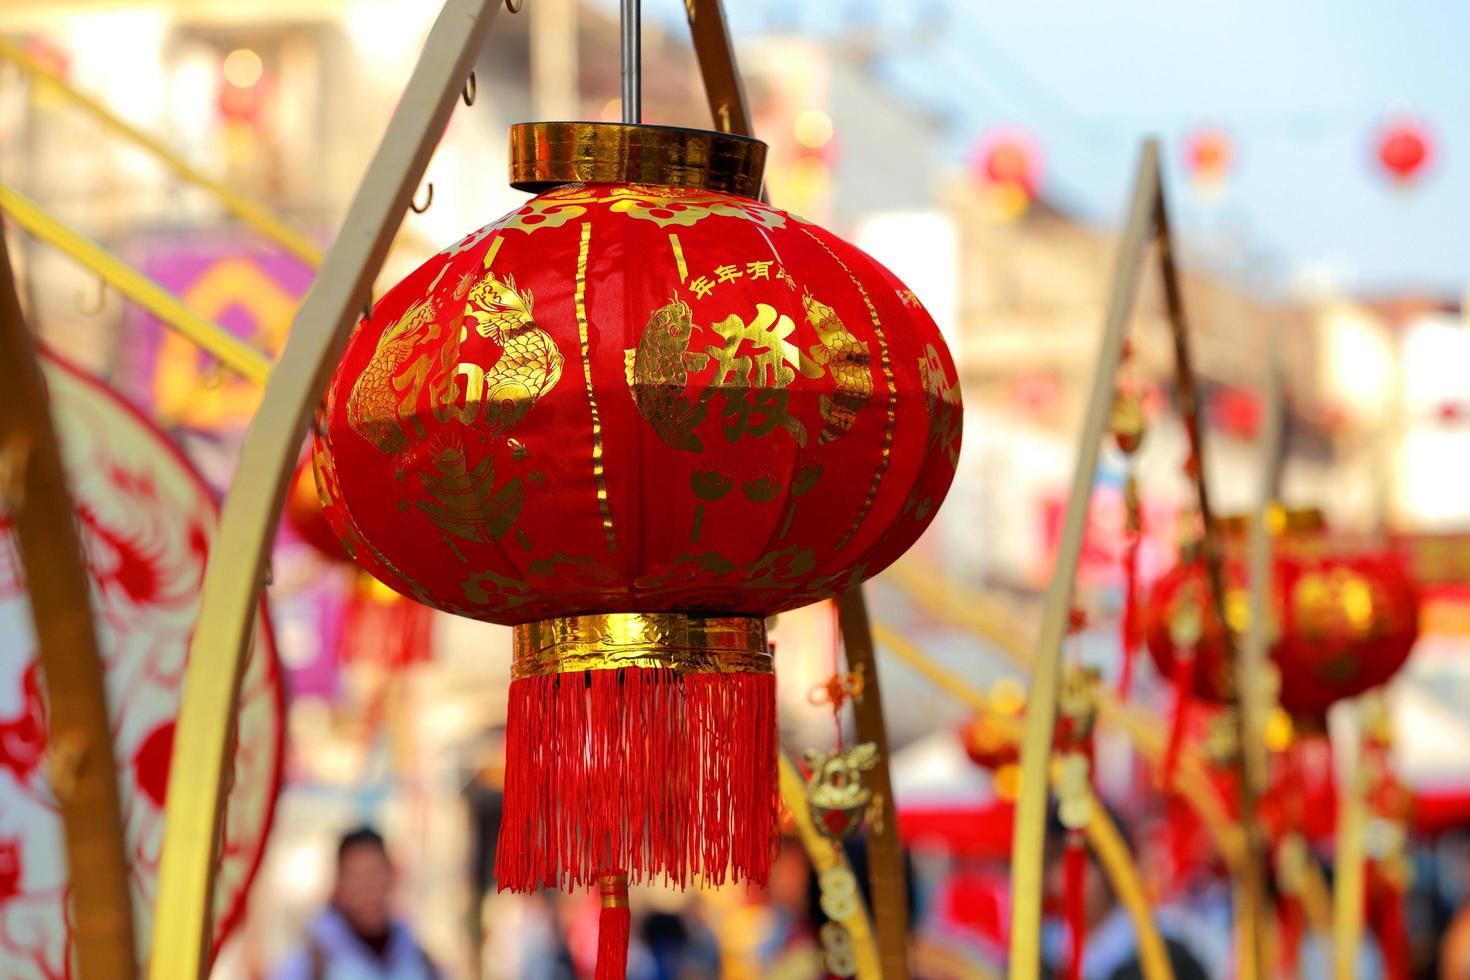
<box><xmin>713</xmin><ymin>263</ymin><xmax>743</xmax><ymax>284</ymax></box>
<box><xmin>688</xmin><ymin>275</ymin><xmax>715</xmax><ymax>299</ymax></box>
<box><xmin>777</xmin><ymin>267</ymin><xmax>797</xmax><ymax>290</ymax></box>
<box><xmin>746</xmin><ymin>260</ymin><xmax>773</xmax><ymax>281</ymax></box>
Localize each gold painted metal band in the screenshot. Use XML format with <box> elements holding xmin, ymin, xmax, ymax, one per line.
<box><xmin>599</xmin><ymin>874</ymin><xmax>630</xmax><ymax>909</ymax></box>
<box><xmin>512</xmin><ymin>612</ymin><xmax>770</xmax><ymax>678</ymax></box>
<box><xmin>509</xmin><ymin>121</ymin><xmax>766</xmax><ymax>198</ymax></box>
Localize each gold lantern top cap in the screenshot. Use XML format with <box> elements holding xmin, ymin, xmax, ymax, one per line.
<box><xmin>509</xmin><ymin>121</ymin><xmax>767</xmax><ymax>199</ymax></box>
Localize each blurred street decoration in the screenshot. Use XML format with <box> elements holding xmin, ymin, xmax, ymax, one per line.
<box><xmin>1111</xmin><ymin>343</ymin><xmax>1149</xmax><ymax>696</ymax></box>
<box><xmin>0</xmin><ymin>351</ymin><xmax>282</xmax><ymax>977</ymax></box>
<box><xmin>1376</xmin><ymin>117</ymin><xmax>1433</xmax><ymax>186</ymax></box>
<box><xmin>1143</xmin><ymin>508</ymin><xmax>1421</xmax><ymax>721</ymax></box>
<box><xmin>1183</xmin><ymin>127</ymin><xmax>1234</xmax><ymax>199</ymax></box>
<box><xmin>803</xmin><ymin>742</ymin><xmax>881</xmax><ymax>841</ymax></box>
<box><xmin>120</xmin><ymin>239</ymin><xmax>313</xmax><ymax>433</ymax></box>
<box><xmin>971</xmin><ymin>125</ymin><xmax>1044</xmax><ymax>221</ymax></box>
<box><xmin>312</xmin><ymin>120</ymin><xmax>961</xmax><ymax>976</ymax></box>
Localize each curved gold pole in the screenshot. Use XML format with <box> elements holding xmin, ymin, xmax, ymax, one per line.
<box><xmin>779</xmin><ymin>752</ymin><xmax>883</xmax><ymax>980</ymax></box>
<box><xmin>148</xmin><ymin>3</ymin><xmax>501</xmax><ymax>976</ymax></box>
<box><xmin>873</xmin><ymin>625</ymin><xmax>1173</xmax><ymax>980</ymax></box>
<box><xmin>0</xmin><ymin>226</ymin><xmax>136</xmax><ymax>977</ymax></box>
<box><xmin>0</xmin><ymin>183</ymin><xmax>272</xmax><ymax>384</ymax></box>
<box><xmin>0</xmin><ymin>37</ymin><xmax>323</xmax><ymax>267</ymax></box>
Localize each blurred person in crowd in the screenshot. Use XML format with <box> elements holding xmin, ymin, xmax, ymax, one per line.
<box><xmin>1440</xmin><ymin>882</ymin><xmax>1470</xmax><ymax>979</ymax></box>
<box><xmin>275</xmin><ymin>827</ymin><xmax>439</xmax><ymax>980</ymax></box>
<box><xmin>641</xmin><ymin>906</ymin><xmax>720</xmax><ymax>979</ymax></box>
<box><xmin>1040</xmin><ymin>810</ymin><xmax>1209</xmax><ymax>979</ymax></box>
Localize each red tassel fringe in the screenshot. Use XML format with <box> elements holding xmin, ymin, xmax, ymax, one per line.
<box><xmin>1064</xmin><ymin>831</ymin><xmax>1088</xmax><ymax>980</ymax></box>
<box><xmin>1118</xmin><ymin>525</ymin><xmax>1141</xmax><ymax>698</ymax></box>
<box><xmin>496</xmin><ymin>668</ymin><xmax>777</xmax><ymax>893</ymax></box>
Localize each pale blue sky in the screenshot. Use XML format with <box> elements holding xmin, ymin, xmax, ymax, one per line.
<box><xmin>648</xmin><ymin>1</ymin><xmax>1470</xmax><ymax>301</ymax></box>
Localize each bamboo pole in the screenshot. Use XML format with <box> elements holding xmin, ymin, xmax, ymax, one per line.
<box><xmin>0</xmin><ymin>225</ymin><xmax>136</xmax><ymax>978</ymax></box>
<box><xmin>837</xmin><ymin>588</ymin><xmax>911</xmax><ymax>979</ymax></box>
<box><xmin>0</xmin><ymin>183</ymin><xmax>272</xmax><ymax>385</ymax></box>
<box><xmin>148</xmin><ymin>3</ymin><xmax>501</xmax><ymax>976</ymax></box>
<box><xmin>1333</xmin><ymin>705</ymin><xmax>1369</xmax><ymax>980</ymax></box>
<box><xmin>1007</xmin><ymin>140</ymin><xmax>1160</xmax><ymax>980</ymax></box>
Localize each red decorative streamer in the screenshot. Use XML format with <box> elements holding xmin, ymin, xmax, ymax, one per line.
<box><xmin>1368</xmin><ymin>863</ymin><xmax>1410</xmax><ymax>980</ymax></box>
<box><xmin>1162</xmin><ymin>651</ymin><xmax>1196</xmax><ymax>786</ymax></box>
<box><xmin>1278</xmin><ymin>895</ymin><xmax>1302</xmax><ymax>978</ymax></box>
<box><xmin>1118</xmin><ymin>517</ymin><xmax>1142</xmax><ymax>698</ymax></box>
<box><xmin>1064</xmin><ymin>830</ymin><xmax>1088</xmax><ymax>980</ymax></box>
<box><xmin>496</xmin><ymin>668</ymin><xmax>777</xmax><ymax>892</ymax></box>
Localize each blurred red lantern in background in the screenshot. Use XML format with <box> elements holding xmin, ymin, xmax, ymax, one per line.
<box><xmin>1376</xmin><ymin>119</ymin><xmax>1432</xmax><ymax>184</ymax></box>
<box><xmin>312</xmin><ymin>121</ymin><xmax>961</xmax><ymax>972</ymax></box>
<box><xmin>1143</xmin><ymin>510</ymin><xmax>1420</xmax><ymax>719</ymax></box>
<box><xmin>961</xmin><ymin>714</ymin><xmax>1020</xmax><ymax>771</ymax></box>
<box><xmin>285</xmin><ymin>455</ymin><xmax>350</xmax><ymax>561</ymax></box>
<box><xmin>971</xmin><ymin>126</ymin><xmax>1044</xmax><ymax>220</ymax></box>
<box><xmin>1184</xmin><ymin>127</ymin><xmax>1234</xmax><ymax>195</ymax></box>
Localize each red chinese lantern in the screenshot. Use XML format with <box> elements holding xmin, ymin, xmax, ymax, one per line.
<box><xmin>1376</xmin><ymin>119</ymin><xmax>1432</xmax><ymax>184</ymax></box>
<box><xmin>313</xmin><ymin>122</ymin><xmax>961</xmax><ymax>973</ymax></box>
<box><xmin>1143</xmin><ymin>510</ymin><xmax>1420</xmax><ymax>719</ymax></box>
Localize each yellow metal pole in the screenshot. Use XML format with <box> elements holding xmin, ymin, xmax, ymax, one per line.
<box><xmin>0</xmin><ymin>220</ymin><xmax>136</xmax><ymax>980</ymax></box>
<box><xmin>149</xmin><ymin>2</ymin><xmax>501</xmax><ymax>975</ymax></box>
<box><xmin>0</xmin><ymin>183</ymin><xmax>272</xmax><ymax>386</ymax></box>
<box><xmin>779</xmin><ymin>752</ymin><xmax>883</xmax><ymax>980</ymax></box>
<box><xmin>1008</xmin><ymin>141</ymin><xmax>1160</xmax><ymax>980</ymax></box>
<box><xmin>0</xmin><ymin>37</ymin><xmax>324</xmax><ymax>268</ymax></box>
<box><xmin>873</xmin><ymin>625</ymin><xmax>1173</xmax><ymax>980</ymax></box>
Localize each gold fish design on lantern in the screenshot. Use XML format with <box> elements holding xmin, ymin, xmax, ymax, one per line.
<box><xmin>415</xmin><ymin>438</ymin><xmax>526</xmax><ymax>544</ymax></box>
<box><xmin>348</xmin><ymin>297</ymin><xmax>441</xmax><ymax>454</ymax></box>
<box><xmin>463</xmin><ymin>271</ymin><xmax>564</xmax><ymax>456</ymax></box>
<box><xmin>624</xmin><ymin>297</ymin><xmax>711</xmax><ymax>451</ymax></box>
<box><xmin>803</xmin><ymin>292</ymin><xmax>872</xmax><ymax>445</ymax></box>
<box><xmin>803</xmin><ymin>742</ymin><xmax>879</xmax><ymax>840</ymax></box>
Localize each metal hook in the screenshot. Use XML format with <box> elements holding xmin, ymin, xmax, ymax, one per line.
<box><xmin>74</xmin><ymin>278</ymin><xmax>106</xmax><ymax>317</ymax></box>
<box><xmin>410</xmin><ymin>182</ymin><xmax>433</xmax><ymax>214</ymax></box>
<box><xmin>462</xmin><ymin>70</ymin><xmax>476</xmax><ymax>106</ymax></box>
<box><xmin>505</xmin><ymin>0</ymin><xmax>524</xmax><ymax>11</ymax></box>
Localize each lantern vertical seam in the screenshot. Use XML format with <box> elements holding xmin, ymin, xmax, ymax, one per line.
<box><xmin>574</xmin><ymin>220</ymin><xmax>618</xmax><ymax>553</ymax></box>
<box><xmin>799</xmin><ymin>227</ymin><xmax>896</xmax><ymax>553</ymax></box>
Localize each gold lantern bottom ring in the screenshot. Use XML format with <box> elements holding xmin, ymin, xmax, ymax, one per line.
<box><xmin>511</xmin><ymin>612</ymin><xmax>772</xmax><ymax>678</ymax></box>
